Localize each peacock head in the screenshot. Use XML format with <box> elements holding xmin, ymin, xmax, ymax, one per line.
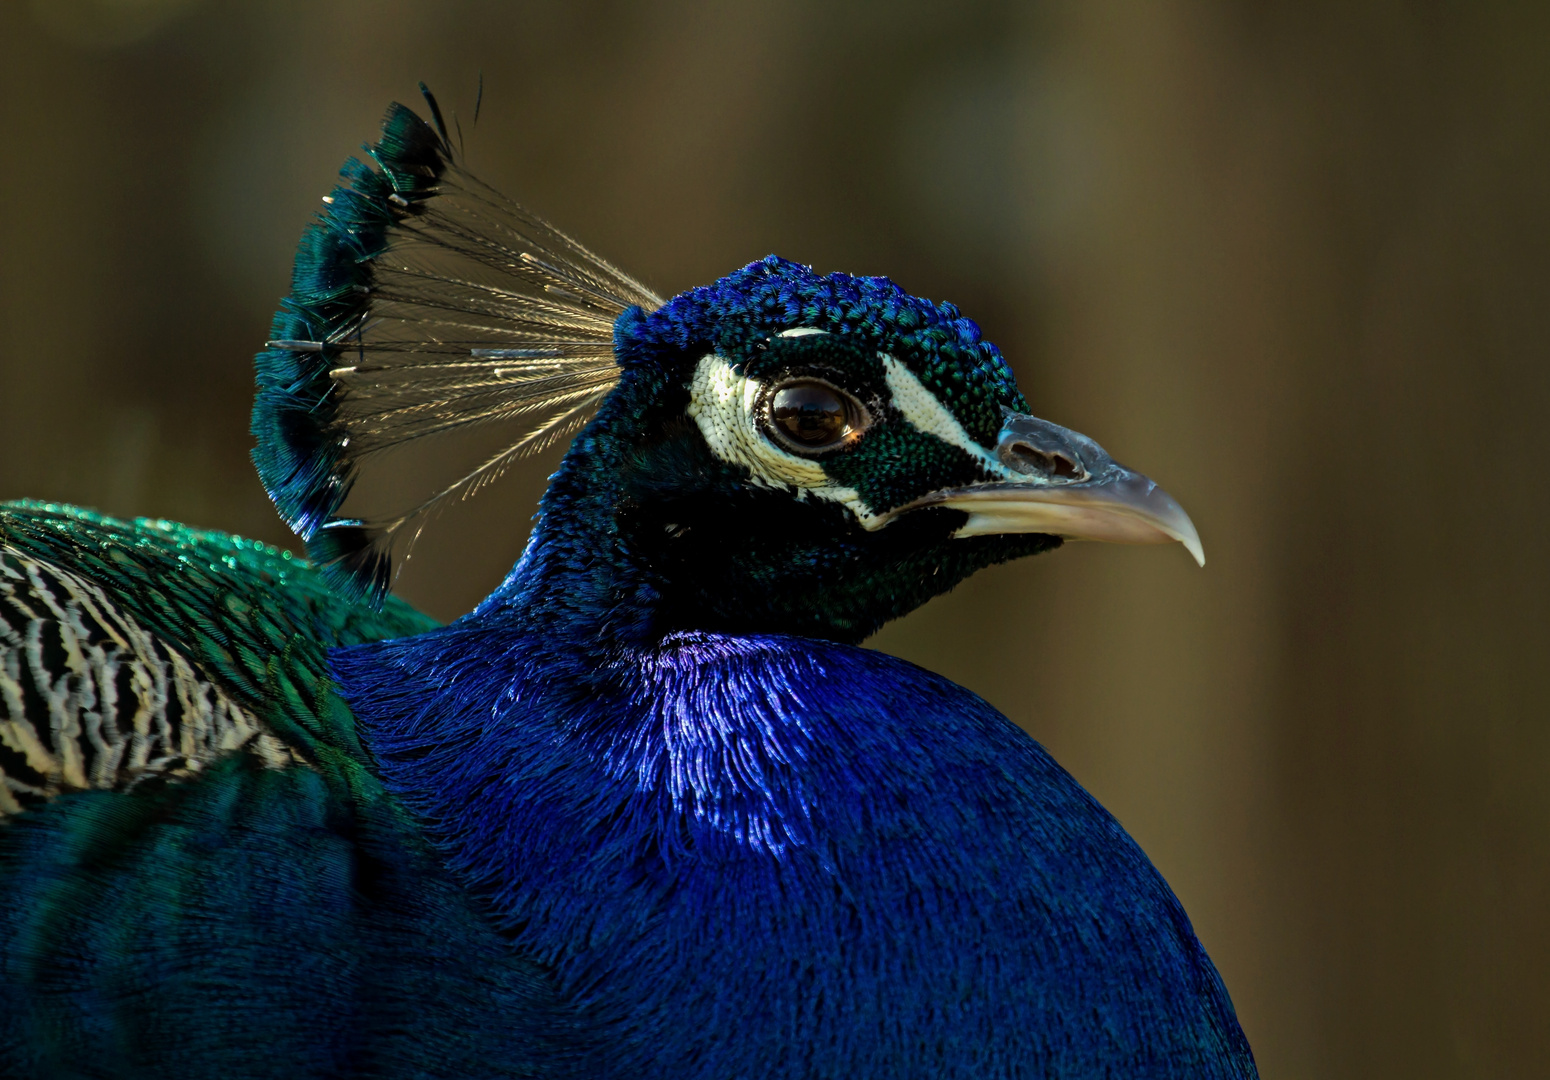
<box><xmin>525</xmin><ymin>255</ymin><xmax>1202</xmax><ymax>641</ymax></box>
<box><xmin>253</xmin><ymin>92</ymin><xmax>1200</xmax><ymax>643</ymax></box>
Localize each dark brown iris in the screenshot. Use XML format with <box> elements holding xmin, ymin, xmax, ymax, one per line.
<box><xmin>768</xmin><ymin>381</ymin><xmax>864</xmax><ymax>452</ymax></box>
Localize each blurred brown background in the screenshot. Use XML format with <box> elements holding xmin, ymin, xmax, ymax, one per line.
<box><xmin>3</xmin><ymin>0</ymin><xmax>1547</xmax><ymax>1075</ymax></box>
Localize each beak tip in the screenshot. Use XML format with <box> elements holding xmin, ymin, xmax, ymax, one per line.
<box><xmin>1169</xmin><ymin>515</ymin><xmax>1206</xmax><ymax>568</ymax></box>
<box><xmin>1152</xmin><ymin>487</ymin><xmax>1205</xmax><ymax>567</ymax></box>
<box><xmin>1185</xmin><ymin>536</ymin><xmax>1206</xmax><ymax>568</ymax></box>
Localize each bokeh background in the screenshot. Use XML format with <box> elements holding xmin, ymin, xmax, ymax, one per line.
<box><xmin>4</xmin><ymin>1</ymin><xmax>1548</xmax><ymax>1075</ymax></box>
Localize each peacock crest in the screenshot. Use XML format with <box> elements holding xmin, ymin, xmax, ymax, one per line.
<box><xmin>253</xmin><ymin>85</ymin><xmax>660</xmax><ymax>606</ymax></box>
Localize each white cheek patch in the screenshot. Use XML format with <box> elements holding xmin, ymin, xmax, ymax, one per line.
<box><xmin>880</xmin><ymin>355</ymin><xmax>1023</xmax><ymax>482</ymax></box>
<box><xmin>687</xmin><ymin>354</ymin><xmax>881</xmax><ymax>526</ymax></box>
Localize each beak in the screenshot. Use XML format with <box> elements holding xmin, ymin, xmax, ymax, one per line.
<box><xmin>878</xmin><ymin>409</ymin><xmax>1205</xmax><ymax>567</ymax></box>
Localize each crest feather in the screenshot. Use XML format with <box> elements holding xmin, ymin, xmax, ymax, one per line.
<box><xmin>252</xmin><ymin>87</ymin><xmax>660</xmax><ymax>607</ymax></box>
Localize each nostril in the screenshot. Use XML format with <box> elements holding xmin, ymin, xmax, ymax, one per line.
<box><xmin>1046</xmin><ymin>451</ymin><xmax>1081</xmax><ymax>479</ymax></box>
<box><xmin>1002</xmin><ymin>442</ymin><xmax>1087</xmax><ymax>481</ymax></box>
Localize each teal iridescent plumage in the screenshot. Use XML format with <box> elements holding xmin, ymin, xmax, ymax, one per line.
<box><xmin>2</xmin><ymin>91</ymin><xmax>1251</xmax><ymax>1078</ymax></box>
<box><xmin>0</xmin><ymin>502</ymin><xmax>434</xmax><ymax>756</ymax></box>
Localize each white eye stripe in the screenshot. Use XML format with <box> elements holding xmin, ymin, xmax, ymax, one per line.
<box><xmin>880</xmin><ymin>355</ymin><xmax>1018</xmax><ymax>481</ymax></box>
<box><xmin>776</xmin><ymin>327</ymin><xmax>829</xmax><ymax>338</ymax></box>
<box><xmin>687</xmin><ymin>354</ymin><xmax>880</xmax><ymax>526</ymax></box>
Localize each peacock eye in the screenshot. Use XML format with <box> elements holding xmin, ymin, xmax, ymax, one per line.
<box><xmin>765</xmin><ymin>380</ymin><xmax>868</xmax><ymax>454</ymax></box>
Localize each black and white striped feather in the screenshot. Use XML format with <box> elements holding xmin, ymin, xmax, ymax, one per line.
<box><xmin>0</xmin><ymin>549</ymin><xmax>300</xmax><ymax>817</ymax></box>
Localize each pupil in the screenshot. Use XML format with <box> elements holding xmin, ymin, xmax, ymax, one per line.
<box><xmin>772</xmin><ymin>384</ymin><xmax>848</xmax><ymax>446</ymax></box>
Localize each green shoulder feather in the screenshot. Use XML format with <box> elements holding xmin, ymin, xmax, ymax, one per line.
<box><xmin>0</xmin><ymin>500</ymin><xmax>437</xmax><ymax>811</ymax></box>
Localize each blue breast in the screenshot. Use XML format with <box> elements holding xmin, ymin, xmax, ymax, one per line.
<box><xmin>338</xmin><ymin>619</ymin><xmax>1253</xmax><ymax>1078</ymax></box>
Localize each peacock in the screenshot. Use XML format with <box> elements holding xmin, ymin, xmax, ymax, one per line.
<box><xmin>0</xmin><ymin>89</ymin><xmax>1256</xmax><ymax>1078</ymax></box>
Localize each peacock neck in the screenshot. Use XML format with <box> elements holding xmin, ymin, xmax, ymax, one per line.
<box><xmin>471</xmin><ymin>353</ymin><xmax>698</xmax><ymax>648</ymax></box>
